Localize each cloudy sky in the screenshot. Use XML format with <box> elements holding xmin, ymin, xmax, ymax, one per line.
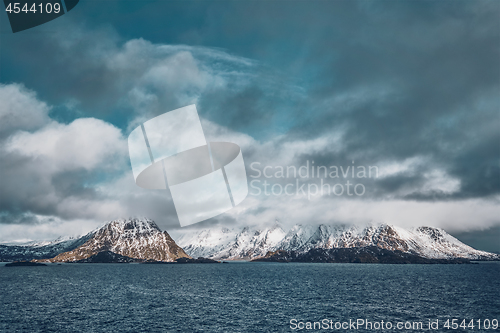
<box><xmin>0</xmin><ymin>0</ymin><xmax>498</xmax><ymax>251</ymax></box>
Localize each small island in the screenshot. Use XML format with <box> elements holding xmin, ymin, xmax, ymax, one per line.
<box><xmin>144</xmin><ymin>257</ymin><xmax>220</xmax><ymax>264</ymax></box>
<box><xmin>5</xmin><ymin>261</ymin><xmax>47</xmax><ymax>267</ymax></box>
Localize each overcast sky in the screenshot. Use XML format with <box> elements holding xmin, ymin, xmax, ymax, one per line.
<box><xmin>0</xmin><ymin>0</ymin><xmax>498</xmax><ymax>251</ymax></box>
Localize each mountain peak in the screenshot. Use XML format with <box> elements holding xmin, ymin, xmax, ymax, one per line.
<box><xmin>48</xmin><ymin>218</ymin><xmax>189</xmax><ymax>262</ymax></box>
<box><xmin>104</xmin><ymin>218</ymin><xmax>161</xmax><ymax>234</ymax></box>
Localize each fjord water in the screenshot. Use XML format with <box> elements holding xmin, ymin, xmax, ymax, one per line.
<box><xmin>1</xmin><ymin>262</ymin><xmax>498</xmax><ymax>332</ymax></box>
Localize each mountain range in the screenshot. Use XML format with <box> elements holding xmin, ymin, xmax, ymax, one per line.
<box><xmin>1</xmin><ymin>218</ymin><xmax>498</xmax><ymax>263</ymax></box>
<box><xmin>172</xmin><ymin>222</ymin><xmax>499</xmax><ymax>261</ymax></box>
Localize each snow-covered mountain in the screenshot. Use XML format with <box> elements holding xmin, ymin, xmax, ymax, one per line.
<box><xmin>172</xmin><ymin>222</ymin><xmax>287</xmax><ymax>260</ymax></box>
<box><xmin>2</xmin><ymin>218</ymin><xmax>496</xmax><ymax>263</ymax></box>
<box><xmin>0</xmin><ymin>233</ymin><xmax>94</xmax><ymax>262</ymax></box>
<box><xmin>49</xmin><ymin>218</ymin><xmax>189</xmax><ymax>262</ymax></box>
<box><xmin>172</xmin><ymin>223</ymin><xmax>499</xmax><ymax>261</ymax></box>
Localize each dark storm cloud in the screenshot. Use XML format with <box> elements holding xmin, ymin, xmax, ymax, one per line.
<box><xmin>128</xmin><ymin>0</ymin><xmax>500</xmax><ymax>200</ymax></box>
<box><xmin>450</xmin><ymin>225</ymin><xmax>500</xmax><ymax>253</ymax></box>
<box><xmin>201</xmin><ymin>0</ymin><xmax>500</xmax><ymax>200</ymax></box>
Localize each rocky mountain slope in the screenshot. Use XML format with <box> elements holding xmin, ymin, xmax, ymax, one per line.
<box><xmin>48</xmin><ymin>218</ymin><xmax>190</xmax><ymax>262</ymax></box>
<box><xmin>172</xmin><ymin>223</ymin><xmax>499</xmax><ymax>261</ymax></box>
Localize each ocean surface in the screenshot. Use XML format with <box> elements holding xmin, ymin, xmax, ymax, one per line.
<box><xmin>0</xmin><ymin>262</ymin><xmax>499</xmax><ymax>332</ymax></box>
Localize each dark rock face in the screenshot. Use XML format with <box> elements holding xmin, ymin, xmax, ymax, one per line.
<box><xmin>75</xmin><ymin>251</ymin><xmax>139</xmax><ymax>263</ymax></box>
<box><xmin>252</xmin><ymin>246</ymin><xmax>472</xmax><ymax>264</ymax></box>
<box><xmin>4</xmin><ymin>261</ymin><xmax>47</xmax><ymax>267</ymax></box>
<box><xmin>175</xmin><ymin>257</ymin><xmax>220</xmax><ymax>264</ymax></box>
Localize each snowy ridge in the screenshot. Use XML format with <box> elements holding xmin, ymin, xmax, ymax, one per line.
<box><xmin>173</xmin><ymin>222</ymin><xmax>287</xmax><ymax>260</ymax></box>
<box><xmin>172</xmin><ymin>223</ymin><xmax>499</xmax><ymax>260</ymax></box>
<box><xmin>405</xmin><ymin>226</ymin><xmax>496</xmax><ymax>260</ymax></box>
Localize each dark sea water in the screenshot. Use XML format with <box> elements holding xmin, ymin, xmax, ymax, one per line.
<box><xmin>0</xmin><ymin>262</ymin><xmax>499</xmax><ymax>333</ymax></box>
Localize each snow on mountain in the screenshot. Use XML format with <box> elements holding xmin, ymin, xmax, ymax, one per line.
<box><xmin>48</xmin><ymin>218</ymin><xmax>190</xmax><ymax>262</ymax></box>
<box><xmin>12</xmin><ymin>235</ymin><xmax>83</xmax><ymax>247</ymax></box>
<box><xmin>2</xmin><ymin>218</ymin><xmax>496</xmax><ymax>262</ymax></box>
<box><xmin>173</xmin><ymin>222</ymin><xmax>287</xmax><ymax>260</ymax></box>
<box><xmin>405</xmin><ymin>226</ymin><xmax>497</xmax><ymax>260</ymax></box>
<box><xmin>171</xmin><ymin>223</ymin><xmax>499</xmax><ymax>261</ymax></box>
<box><xmin>0</xmin><ymin>232</ymin><xmax>95</xmax><ymax>261</ymax></box>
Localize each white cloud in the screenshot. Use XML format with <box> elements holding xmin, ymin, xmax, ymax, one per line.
<box><xmin>224</xmin><ymin>192</ymin><xmax>500</xmax><ymax>233</ymax></box>
<box><xmin>201</xmin><ymin>118</ymin><xmax>257</xmax><ymax>149</ymax></box>
<box><xmin>5</xmin><ymin>118</ymin><xmax>127</xmax><ymax>173</ymax></box>
<box><xmin>0</xmin><ymin>215</ymin><xmax>105</xmax><ymax>244</ymax></box>
<box><xmin>0</xmin><ymin>83</ymin><xmax>51</xmax><ymax>136</ymax></box>
<box><xmin>377</xmin><ymin>156</ymin><xmax>461</xmax><ymax>196</ymax></box>
<box><xmin>377</xmin><ymin>156</ymin><xmax>426</xmax><ymax>178</ymax></box>
<box><xmin>420</xmin><ymin>169</ymin><xmax>461</xmax><ymax>194</ymax></box>
<box><xmin>0</xmin><ymin>83</ymin><xmax>129</xmax><ymax>229</ymax></box>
